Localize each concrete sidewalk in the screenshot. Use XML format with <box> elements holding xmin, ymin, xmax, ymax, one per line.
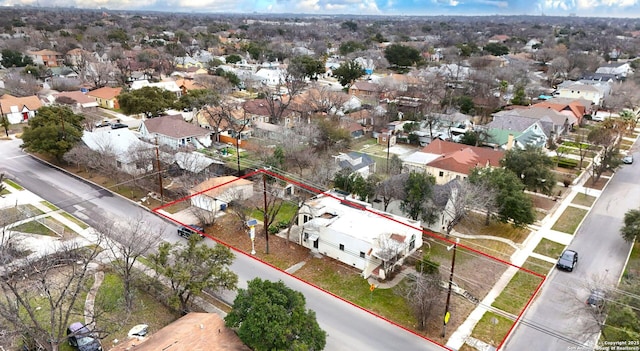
<box><xmin>445</xmin><ymin>170</ymin><xmax>608</xmax><ymax>350</ymax></box>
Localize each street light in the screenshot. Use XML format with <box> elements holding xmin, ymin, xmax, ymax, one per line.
<box><xmin>442</xmin><ymin>237</ymin><xmax>460</xmax><ymax>338</ymax></box>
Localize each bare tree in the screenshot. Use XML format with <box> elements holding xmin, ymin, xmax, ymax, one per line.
<box><xmin>256</xmin><ymin>174</ymin><xmax>285</xmax><ymax>254</ymax></box>
<box><xmin>2</xmin><ymin>72</ymin><xmax>40</xmax><ymax>97</ymax></box>
<box><xmin>376</xmin><ymin>173</ymin><xmax>408</xmax><ymax>212</ymax></box>
<box><xmin>395</xmin><ymin>268</ymin><xmax>443</xmax><ymax>331</ymax></box>
<box><xmin>435</xmin><ymin>180</ymin><xmax>494</xmax><ymax>236</ymax></box>
<box><xmin>98</xmin><ymin>216</ymin><xmax>164</xmax><ymax>310</ymax></box>
<box><xmin>261</xmin><ymin>69</ymin><xmax>306</xmax><ymax>125</ymax></box>
<box><xmin>0</xmin><ymin>241</ymin><xmax>103</xmax><ymax>351</ymax></box>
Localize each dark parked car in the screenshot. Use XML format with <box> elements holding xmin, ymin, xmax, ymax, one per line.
<box><xmin>110</xmin><ymin>122</ymin><xmax>128</xmax><ymax>129</ymax></box>
<box><xmin>177</xmin><ymin>224</ymin><xmax>205</xmax><ymax>239</ymax></box>
<box><xmin>557</xmin><ymin>249</ymin><xmax>578</xmax><ymax>272</ymax></box>
<box><xmin>586</xmin><ymin>288</ymin><xmax>605</xmax><ymax>309</ymax></box>
<box><xmin>623</xmin><ymin>154</ymin><xmax>633</xmax><ymax>164</ymax></box>
<box><xmin>67</xmin><ymin>322</ymin><xmax>102</xmax><ymax>351</ymax></box>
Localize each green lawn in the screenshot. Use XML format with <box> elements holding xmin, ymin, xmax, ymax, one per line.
<box><xmin>571</xmin><ymin>193</ymin><xmax>596</xmax><ymax>207</ymax></box>
<box><xmin>551</xmin><ymin>206</ymin><xmax>588</xmax><ymax>234</ymax></box>
<box><xmin>250</xmin><ymin>200</ymin><xmax>298</xmax><ymax>226</ymax></box>
<box><xmin>533</xmin><ymin>238</ymin><xmax>565</xmax><ymax>260</ymax></box>
<box><xmin>61</xmin><ymin>212</ymin><xmax>89</xmax><ymax>230</ymax></box>
<box><xmin>4</xmin><ymin>179</ymin><xmax>24</xmax><ymax>190</ymax></box>
<box><xmin>96</xmin><ymin>272</ymin><xmax>179</xmax><ymax>347</ymax></box>
<box><xmin>40</xmin><ymin>200</ymin><xmax>58</xmax><ymax>211</ymax></box>
<box><xmin>492</xmin><ymin>259</ymin><xmax>545</xmax><ymax>316</ymax></box>
<box><xmin>455</xmin><ymin>212</ymin><xmax>531</xmax><ymax>244</ymax></box>
<box><xmin>12</xmin><ymin>221</ymin><xmax>57</xmax><ymax>236</ymax></box>
<box><xmin>469</xmin><ymin>311</ymin><xmax>514</xmax><ymax>347</ymax></box>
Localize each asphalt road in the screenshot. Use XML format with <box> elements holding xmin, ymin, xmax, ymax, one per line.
<box><xmin>0</xmin><ymin>138</ymin><xmax>445</xmax><ymax>351</ymax></box>
<box><xmin>504</xmin><ymin>150</ymin><xmax>639</xmax><ymax>350</ymax></box>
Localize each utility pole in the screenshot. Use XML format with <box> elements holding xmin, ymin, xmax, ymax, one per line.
<box><xmin>262</xmin><ymin>172</ymin><xmax>269</xmax><ymax>254</ymax></box>
<box><xmin>442</xmin><ymin>238</ymin><xmax>460</xmax><ymax>338</ymax></box>
<box><xmin>386</xmin><ymin>132</ymin><xmax>391</xmax><ymax>174</ymax></box>
<box><xmin>154</xmin><ymin>137</ymin><xmax>164</xmax><ymax>204</ymax></box>
<box><xmin>0</xmin><ymin>102</ymin><xmax>8</xmax><ymax>137</ymax></box>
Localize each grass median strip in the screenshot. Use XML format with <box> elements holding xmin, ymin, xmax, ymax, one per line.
<box><xmin>4</xmin><ymin>179</ymin><xmax>23</xmax><ymax>190</ymax></box>
<box><xmin>533</xmin><ymin>238</ymin><xmax>566</xmax><ymax>260</ymax></box>
<box><xmin>491</xmin><ymin>258</ymin><xmax>546</xmax><ymax>316</ymax></box>
<box><xmin>469</xmin><ymin>311</ymin><xmax>514</xmax><ymax>347</ymax></box>
<box><xmin>571</xmin><ymin>193</ymin><xmax>596</xmax><ymax>207</ymax></box>
<box><xmin>551</xmin><ymin>206</ymin><xmax>588</xmax><ymax>234</ymax></box>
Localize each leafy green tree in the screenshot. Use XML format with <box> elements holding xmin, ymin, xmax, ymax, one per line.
<box><xmin>20</xmin><ymin>106</ymin><xmax>84</xmax><ymax>162</ymax></box>
<box><xmin>468</xmin><ymin>167</ymin><xmax>535</xmax><ymax>227</ymax></box>
<box><xmin>178</xmin><ymin>88</ymin><xmax>218</xmax><ymax>111</ymax></box>
<box><xmin>501</xmin><ymin>145</ymin><xmax>557</xmax><ymax>195</ymax></box>
<box><xmin>266</xmin><ymin>145</ymin><xmax>286</xmax><ymax>170</ymax></box>
<box><xmin>511</xmin><ymin>85</ymin><xmax>528</xmax><ymax>106</ymax></box>
<box><xmin>483</xmin><ymin>43</ymin><xmax>510</xmax><ymax>56</ymax></box>
<box><xmin>1</xmin><ymin>115</ymin><xmax>9</xmax><ymax>137</ymax></box>
<box><xmin>289</xmin><ymin>55</ymin><xmax>325</xmax><ymax>80</ymax></box>
<box><xmin>456</xmin><ymin>42</ymin><xmax>480</xmax><ymax>57</ymax></box>
<box><xmin>149</xmin><ymin>235</ymin><xmax>237</xmax><ymax>313</ymax></box>
<box><xmin>400</xmin><ymin>171</ymin><xmax>437</xmax><ymax>224</ymax></box>
<box><xmin>332</xmin><ymin>60</ymin><xmax>365</xmax><ymax>89</ymax></box>
<box><xmin>621</xmin><ymin>208</ymin><xmax>640</xmax><ymax>242</ymax></box>
<box><xmin>226</xmin><ymin>54</ymin><xmax>242</xmax><ymax>64</ymax></box>
<box><xmin>338</xmin><ymin>40</ymin><xmax>367</xmax><ymax>56</ymax></box>
<box><xmin>457</xmin><ymin>95</ymin><xmax>475</xmax><ymax>114</ymax></box>
<box><xmin>214</xmin><ymin>68</ymin><xmax>241</xmax><ymax>87</ymax></box>
<box><xmin>1</xmin><ymin>49</ymin><xmax>33</xmax><ymax>67</ymax></box>
<box><xmin>341</xmin><ymin>20</ymin><xmax>358</xmax><ymax>32</ymax></box>
<box><xmin>315</xmin><ymin>119</ymin><xmax>352</xmax><ymax>151</ymax></box>
<box><xmin>460</xmin><ymin>131</ymin><xmax>479</xmax><ymax>146</ymax></box>
<box><xmin>225</xmin><ymin>278</ymin><xmax>326</xmax><ymax>351</ymax></box>
<box><xmin>384</xmin><ymin>44</ymin><xmax>422</xmax><ymax>69</ymax></box>
<box><xmin>107</xmin><ymin>28</ymin><xmax>129</xmax><ymax>44</ymax></box>
<box><xmin>165</xmin><ymin>42</ymin><xmax>186</xmax><ymax>57</ymax></box>
<box><xmin>117</xmin><ymin>86</ymin><xmax>177</xmax><ymax>117</ymax></box>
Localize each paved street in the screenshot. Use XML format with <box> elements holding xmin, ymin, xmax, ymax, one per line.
<box><xmin>0</xmin><ymin>138</ymin><xmax>446</xmax><ymax>351</ymax></box>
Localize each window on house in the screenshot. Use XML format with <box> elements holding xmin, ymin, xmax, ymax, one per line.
<box><xmin>439</xmin><ymin>171</ymin><xmax>444</xmax><ymax>177</ymax></box>
<box><xmin>360</xmin><ymin>251</ymin><xmax>365</xmax><ymax>258</ymax></box>
<box><xmin>339</xmin><ymin>244</ymin><xmax>345</xmax><ymax>251</ymax></box>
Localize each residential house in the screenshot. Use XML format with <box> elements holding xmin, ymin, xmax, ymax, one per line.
<box><xmin>139</xmin><ymin>114</ymin><xmax>213</xmax><ymax>149</ymax></box>
<box><xmin>554</xmin><ymin>80</ymin><xmax>611</xmax><ymax>106</ymax></box>
<box><xmin>532</xmin><ymin>98</ymin><xmax>589</xmax><ymax>125</ymax></box>
<box><xmin>401</xmin><ymin>139</ymin><xmax>504</xmax><ymax>184</ymax></box>
<box><xmin>174</xmin><ymin>56</ymin><xmax>205</xmax><ymax>70</ymax></box>
<box><xmin>595</xmin><ymin>62</ymin><xmax>633</xmax><ymax>79</ymax></box>
<box><xmin>243</xmin><ymin>98</ymin><xmax>298</xmax><ymax>126</ymax></box>
<box><xmin>488</xmin><ymin>34</ymin><xmax>510</xmax><ymax>43</ymax></box>
<box><xmin>342</xmin><ymin>121</ymin><xmax>365</xmax><ymax>139</ymax></box>
<box><xmin>81</xmin><ymin>129</ymin><xmax>155</xmax><ymax>176</ymax></box>
<box><xmin>348</xmin><ymin>81</ymin><xmax>382</xmax><ymax>102</ymax></box>
<box><xmin>27</xmin><ymin>49</ymin><xmax>63</xmax><ymax>67</ymax></box>
<box><xmin>109</xmin><ymin>312</ymin><xmax>250</xmax><ymax>351</ymax></box>
<box><xmin>0</xmin><ymin>94</ymin><xmax>43</xmax><ymax>124</ymax></box>
<box><xmin>297</xmin><ymin>190</ymin><xmax>422</xmax><ymax>280</ymax></box>
<box><xmin>334</xmin><ymin>152</ymin><xmax>376</xmax><ymax>178</ymax></box>
<box><xmin>48</xmin><ymin>91</ymin><xmax>99</xmax><ymax>113</ymax></box>
<box><xmin>484</xmin><ymin>115</ymin><xmax>548</xmax><ymax>150</ymax></box>
<box><xmin>130</xmin><ymin>79</ymin><xmax>182</xmax><ymax>98</ymax></box>
<box><xmin>171</xmin><ymin>151</ymin><xmax>224</xmax><ymax>185</ymax></box>
<box><xmin>86</xmin><ymin>87</ymin><xmax>122</xmax><ymax>109</ymax></box>
<box><xmin>190</xmin><ymin>176</ymin><xmax>254</xmax><ymax>212</ymax></box>
<box><xmin>493</xmin><ymin>106</ymin><xmax>577</xmax><ymax>140</ymax></box>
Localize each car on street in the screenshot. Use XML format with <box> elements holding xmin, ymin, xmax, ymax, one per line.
<box><xmin>95</xmin><ymin>120</ymin><xmax>110</xmax><ymax>128</ymax></box>
<box><xmin>557</xmin><ymin>249</ymin><xmax>578</xmax><ymax>272</ymax></box>
<box><xmin>177</xmin><ymin>224</ymin><xmax>205</xmax><ymax>239</ymax></box>
<box><xmin>110</xmin><ymin>122</ymin><xmax>128</xmax><ymax>129</ymax></box>
<box><xmin>623</xmin><ymin>154</ymin><xmax>633</xmax><ymax>164</ymax></box>
<box><xmin>67</xmin><ymin>322</ymin><xmax>102</xmax><ymax>351</ymax></box>
<box><xmin>586</xmin><ymin>288</ymin><xmax>605</xmax><ymax>309</ymax></box>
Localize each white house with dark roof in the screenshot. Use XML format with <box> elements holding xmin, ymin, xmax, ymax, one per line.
<box><xmin>334</xmin><ymin>152</ymin><xmax>376</xmax><ymax>178</ymax></box>
<box><xmin>138</xmin><ymin>114</ymin><xmax>212</xmax><ymax>149</ymax></box>
<box><xmin>297</xmin><ymin>190</ymin><xmax>422</xmax><ymax>280</ymax></box>
<box><xmin>81</xmin><ymin>129</ymin><xmax>155</xmax><ymax>175</ymax></box>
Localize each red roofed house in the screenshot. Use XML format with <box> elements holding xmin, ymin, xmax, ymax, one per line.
<box><xmin>532</xmin><ymin>98</ymin><xmax>589</xmax><ymax>126</ymax></box>
<box><xmin>86</xmin><ymin>87</ymin><xmax>122</xmax><ymax>109</ymax></box>
<box><xmin>0</xmin><ymin>94</ymin><xmax>43</xmax><ymax>124</ymax></box>
<box><xmin>50</xmin><ymin>91</ymin><xmax>99</xmax><ymax>113</ymax></box>
<box><xmin>401</xmin><ymin>139</ymin><xmax>504</xmax><ymax>184</ymax></box>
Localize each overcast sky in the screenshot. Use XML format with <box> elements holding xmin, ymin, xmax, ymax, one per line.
<box><xmin>1</xmin><ymin>0</ymin><xmax>639</xmax><ymax>17</ymax></box>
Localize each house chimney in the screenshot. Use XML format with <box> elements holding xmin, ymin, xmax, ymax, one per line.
<box><xmin>506</xmin><ymin>134</ymin><xmax>515</xmax><ymax>150</ymax></box>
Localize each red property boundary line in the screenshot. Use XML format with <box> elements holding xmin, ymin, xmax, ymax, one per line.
<box><xmin>153</xmin><ymin>169</ymin><xmax>546</xmax><ymax>351</ymax></box>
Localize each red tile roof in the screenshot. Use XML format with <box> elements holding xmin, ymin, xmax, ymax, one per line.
<box><xmin>421</xmin><ymin>139</ymin><xmax>504</xmax><ymax>175</ymax></box>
